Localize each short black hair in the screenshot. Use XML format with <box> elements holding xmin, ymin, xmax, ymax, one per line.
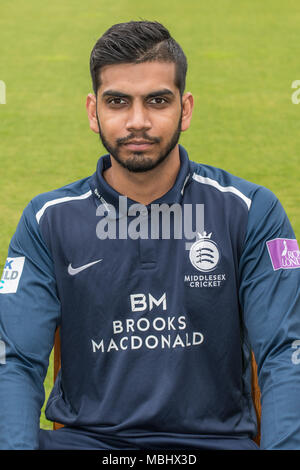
<box><xmin>90</xmin><ymin>21</ymin><xmax>187</xmax><ymax>97</ymax></box>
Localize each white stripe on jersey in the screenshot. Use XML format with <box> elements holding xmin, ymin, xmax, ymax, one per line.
<box><xmin>192</xmin><ymin>173</ymin><xmax>252</xmax><ymax>210</ymax></box>
<box><xmin>35</xmin><ymin>190</ymin><xmax>92</xmax><ymax>224</ymax></box>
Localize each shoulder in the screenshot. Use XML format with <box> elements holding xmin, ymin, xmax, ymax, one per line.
<box><xmin>27</xmin><ymin>176</ymin><xmax>93</xmax><ymax>225</ymax></box>
<box><xmin>189</xmin><ymin>160</ymin><xmax>278</xmax><ymax>212</ymax></box>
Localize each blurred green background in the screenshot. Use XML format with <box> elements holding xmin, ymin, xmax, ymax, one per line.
<box><xmin>0</xmin><ymin>0</ymin><xmax>299</xmax><ymax>430</ymax></box>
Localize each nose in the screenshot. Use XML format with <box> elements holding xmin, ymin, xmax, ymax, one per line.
<box><xmin>126</xmin><ymin>101</ymin><xmax>151</xmax><ymax>132</ymax></box>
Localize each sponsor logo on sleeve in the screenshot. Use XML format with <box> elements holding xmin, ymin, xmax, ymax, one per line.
<box><xmin>0</xmin><ymin>257</ymin><xmax>25</xmax><ymax>294</ymax></box>
<box><xmin>266</xmin><ymin>238</ymin><xmax>300</xmax><ymax>271</ymax></box>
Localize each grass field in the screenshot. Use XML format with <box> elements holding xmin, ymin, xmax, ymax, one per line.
<box><xmin>0</xmin><ymin>0</ymin><xmax>299</xmax><ymax>431</ymax></box>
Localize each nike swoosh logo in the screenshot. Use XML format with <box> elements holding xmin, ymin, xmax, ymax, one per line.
<box><xmin>68</xmin><ymin>259</ymin><xmax>103</xmax><ymax>276</ymax></box>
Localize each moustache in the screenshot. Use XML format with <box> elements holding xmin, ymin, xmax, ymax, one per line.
<box><xmin>116</xmin><ymin>134</ymin><xmax>161</xmax><ymax>145</ymax></box>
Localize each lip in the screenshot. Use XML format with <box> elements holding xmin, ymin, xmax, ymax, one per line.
<box><xmin>124</xmin><ymin>141</ymin><xmax>155</xmax><ymax>151</ymax></box>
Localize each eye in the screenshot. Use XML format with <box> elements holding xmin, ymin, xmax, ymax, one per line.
<box><xmin>149</xmin><ymin>97</ymin><xmax>168</xmax><ymax>105</ymax></box>
<box><xmin>107</xmin><ymin>97</ymin><xmax>127</xmax><ymax>106</ymax></box>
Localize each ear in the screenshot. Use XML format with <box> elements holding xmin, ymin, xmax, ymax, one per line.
<box><xmin>86</xmin><ymin>93</ymin><xmax>99</xmax><ymax>134</ymax></box>
<box><xmin>180</xmin><ymin>92</ymin><xmax>194</xmax><ymax>132</ymax></box>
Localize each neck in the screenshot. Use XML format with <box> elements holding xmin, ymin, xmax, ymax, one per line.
<box><xmin>103</xmin><ymin>146</ymin><xmax>181</xmax><ymax>205</ymax></box>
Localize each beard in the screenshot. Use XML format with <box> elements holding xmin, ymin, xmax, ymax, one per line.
<box><xmin>96</xmin><ymin>110</ymin><xmax>182</xmax><ymax>173</ymax></box>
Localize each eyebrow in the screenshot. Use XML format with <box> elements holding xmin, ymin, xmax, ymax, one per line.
<box><xmin>101</xmin><ymin>88</ymin><xmax>175</xmax><ymax>99</ymax></box>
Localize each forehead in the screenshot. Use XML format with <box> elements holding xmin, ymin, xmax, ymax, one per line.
<box><xmin>98</xmin><ymin>61</ymin><xmax>178</xmax><ymax>96</ymax></box>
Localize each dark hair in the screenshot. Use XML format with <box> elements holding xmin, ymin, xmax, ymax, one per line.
<box><xmin>90</xmin><ymin>21</ymin><xmax>187</xmax><ymax>96</ymax></box>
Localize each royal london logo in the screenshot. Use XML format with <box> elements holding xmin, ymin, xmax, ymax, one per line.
<box><xmin>266</xmin><ymin>238</ymin><xmax>300</xmax><ymax>271</ymax></box>
<box><xmin>0</xmin><ymin>257</ymin><xmax>25</xmax><ymax>294</ymax></box>
<box><xmin>185</xmin><ymin>231</ymin><xmax>226</xmax><ymax>288</ymax></box>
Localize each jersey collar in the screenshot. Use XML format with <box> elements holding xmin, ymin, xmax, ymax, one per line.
<box><xmin>89</xmin><ymin>144</ymin><xmax>191</xmax><ymax>213</ymax></box>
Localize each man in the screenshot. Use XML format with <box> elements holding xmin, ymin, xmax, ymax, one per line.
<box><xmin>0</xmin><ymin>20</ymin><xmax>300</xmax><ymax>450</ymax></box>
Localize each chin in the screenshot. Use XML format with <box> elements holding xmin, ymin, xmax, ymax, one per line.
<box><xmin>122</xmin><ymin>158</ymin><xmax>158</xmax><ymax>173</ymax></box>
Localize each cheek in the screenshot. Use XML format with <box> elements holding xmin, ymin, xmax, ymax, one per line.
<box><xmin>156</xmin><ymin>114</ymin><xmax>181</xmax><ymax>135</ymax></box>
<box><xmin>99</xmin><ymin>114</ymin><xmax>124</xmax><ymax>136</ymax></box>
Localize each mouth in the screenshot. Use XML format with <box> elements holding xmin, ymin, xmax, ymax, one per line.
<box><xmin>123</xmin><ymin>140</ymin><xmax>155</xmax><ymax>151</ymax></box>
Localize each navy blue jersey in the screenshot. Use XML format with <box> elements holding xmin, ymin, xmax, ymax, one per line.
<box><xmin>1</xmin><ymin>145</ymin><xmax>300</xmax><ymax>449</ymax></box>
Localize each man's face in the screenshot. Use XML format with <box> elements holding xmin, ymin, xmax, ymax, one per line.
<box><xmin>93</xmin><ymin>61</ymin><xmax>185</xmax><ymax>173</ymax></box>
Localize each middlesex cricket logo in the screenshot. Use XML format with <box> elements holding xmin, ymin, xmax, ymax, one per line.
<box><xmin>189</xmin><ymin>231</ymin><xmax>220</xmax><ymax>272</ymax></box>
